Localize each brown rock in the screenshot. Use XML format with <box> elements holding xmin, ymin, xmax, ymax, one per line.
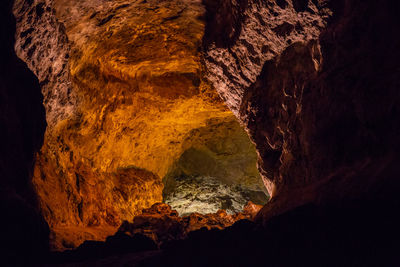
<box><xmin>242</xmin><ymin>201</ymin><xmax>263</xmax><ymax>219</ymax></box>
<box><xmin>117</xmin><ymin>203</ymin><xmax>256</xmax><ymax>247</ymax></box>
<box><xmin>12</xmin><ymin>0</ymin><xmax>265</xmax><ymax>250</ymax></box>
<box><xmin>118</xmin><ymin>203</ymin><xmax>185</xmax><ymax>246</ymax></box>
<box><xmin>203</xmin><ymin>0</ymin><xmax>400</xmax><ymax>225</ymax></box>
<box><xmin>10</xmin><ymin>0</ymin><xmax>400</xmax><ymax>256</ymax></box>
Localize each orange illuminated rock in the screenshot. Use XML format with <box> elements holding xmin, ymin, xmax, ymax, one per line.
<box><xmin>6</xmin><ymin>0</ymin><xmax>400</xmax><ymax>265</ymax></box>
<box><xmin>13</xmin><ymin>0</ymin><xmax>264</xmax><ymax>250</ymax></box>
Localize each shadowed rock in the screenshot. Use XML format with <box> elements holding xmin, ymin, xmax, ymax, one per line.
<box><xmin>0</xmin><ymin>0</ymin><xmax>48</xmax><ymax>264</ymax></box>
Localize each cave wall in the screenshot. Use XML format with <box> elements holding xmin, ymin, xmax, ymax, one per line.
<box><xmin>12</xmin><ymin>0</ymin><xmax>260</xmax><ymax>250</ymax></box>
<box><xmin>162</xmin><ymin>116</ymin><xmax>267</xmax><ymax>215</ymax></box>
<box><xmin>13</xmin><ymin>0</ymin><xmax>76</xmax><ymax>126</ymax></box>
<box><xmin>202</xmin><ymin>0</ymin><xmax>330</xmax><ymax>118</ymax></box>
<box><xmin>0</xmin><ymin>0</ymin><xmax>48</xmax><ymax>263</ymax></box>
<box><xmin>202</xmin><ymin>0</ymin><xmax>331</xmax><ymax>195</ymax></box>
<box><xmin>136</xmin><ymin>2</ymin><xmax>400</xmax><ymax>263</ymax></box>
<box><xmin>9</xmin><ymin>0</ymin><xmax>400</xmax><ymax>254</ymax></box>
<box><xmin>163</xmin><ymin>117</ymin><xmax>264</xmax><ymax>192</ymax></box>
<box><xmin>203</xmin><ymin>0</ymin><xmax>400</xmax><ymax>221</ymax></box>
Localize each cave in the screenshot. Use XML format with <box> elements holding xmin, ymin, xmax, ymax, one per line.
<box><xmin>161</xmin><ymin>117</ymin><xmax>268</xmax><ymax>216</ymax></box>
<box><xmin>1</xmin><ymin>0</ymin><xmax>400</xmax><ymax>266</ymax></box>
<box><xmin>7</xmin><ymin>0</ymin><xmax>270</xmax><ymax>251</ymax></box>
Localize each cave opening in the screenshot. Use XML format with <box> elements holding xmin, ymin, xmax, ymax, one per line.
<box><xmin>3</xmin><ymin>0</ymin><xmax>400</xmax><ymax>265</ymax></box>
<box><xmin>11</xmin><ymin>0</ymin><xmax>270</xmax><ymax>251</ymax></box>
<box><xmin>162</xmin><ymin>117</ymin><xmax>268</xmax><ymax>216</ymax></box>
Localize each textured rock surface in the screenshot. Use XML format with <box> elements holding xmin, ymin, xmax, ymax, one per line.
<box><xmin>3</xmin><ymin>0</ymin><xmax>400</xmax><ymax>265</ymax></box>
<box><xmin>163</xmin><ymin>117</ymin><xmax>264</xmax><ymax>191</ymax></box>
<box><xmin>203</xmin><ymin>0</ymin><xmax>400</xmax><ymax>222</ymax></box>
<box><xmin>12</xmin><ymin>0</ymin><xmax>264</xmax><ymax>250</ymax></box>
<box><xmin>163</xmin><ymin>117</ymin><xmax>267</xmax><ymax>215</ymax></box>
<box><xmin>13</xmin><ymin>0</ymin><xmax>76</xmax><ymax>126</ymax></box>
<box><xmin>164</xmin><ymin>175</ymin><xmax>266</xmax><ymax>215</ymax></box>
<box><xmin>117</xmin><ymin>202</ymin><xmax>261</xmax><ymax>247</ymax></box>
<box><xmin>203</xmin><ymin>0</ymin><xmax>331</xmax><ymax>195</ymax></box>
<box><xmin>203</xmin><ymin>0</ymin><xmax>330</xmax><ymax>117</ymax></box>
<box><xmin>9</xmin><ymin>0</ymin><xmax>400</xmax><ymax>260</ymax></box>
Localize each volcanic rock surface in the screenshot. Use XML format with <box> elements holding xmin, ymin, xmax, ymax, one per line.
<box><xmin>12</xmin><ymin>0</ymin><xmax>266</xmax><ymax>250</ymax></box>
<box><xmin>164</xmin><ymin>175</ymin><xmax>267</xmax><ymax>215</ymax></box>
<box><xmin>46</xmin><ymin>202</ymin><xmax>262</xmax><ymax>265</ymax></box>
<box><xmin>203</xmin><ymin>0</ymin><xmax>400</xmax><ymax>222</ymax></box>
<box><xmin>117</xmin><ymin>202</ymin><xmax>262</xmax><ymax>247</ymax></box>
<box><xmin>6</xmin><ymin>0</ymin><xmax>400</xmax><ymax>263</ymax></box>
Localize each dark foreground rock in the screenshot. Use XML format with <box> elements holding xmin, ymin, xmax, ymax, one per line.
<box><xmin>204</xmin><ymin>0</ymin><xmax>400</xmax><ymax>224</ymax></box>
<box><xmin>0</xmin><ymin>0</ymin><xmax>48</xmax><ymax>265</ymax></box>
<box><xmin>46</xmin><ymin>202</ymin><xmax>262</xmax><ymax>264</ymax></box>
<box><xmin>48</xmin><ymin>232</ymin><xmax>158</xmax><ymax>264</ymax></box>
<box><xmin>137</xmin><ymin>190</ymin><xmax>400</xmax><ymax>267</ymax></box>
<box><xmin>44</xmin><ymin>189</ymin><xmax>400</xmax><ymax>266</ymax></box>
<box><xmin>118</xmin><ymin>202</ymin><xmax>262</xmax><ymax>247</ymax></box>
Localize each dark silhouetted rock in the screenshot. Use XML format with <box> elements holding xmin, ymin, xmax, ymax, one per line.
<box><xmin>118</xmin><ymin>203</ymin><xmax>259</xmax><ymax>247</ymax></box>
<box><xmin>203</xmin><ymin>0</ymin><xmax>400</xmax><ymax>225</ymax></box>
<box><xmin>0</xmin><ymin>0</ymin><xmax>48</xmax><ymax>264</ymax></box>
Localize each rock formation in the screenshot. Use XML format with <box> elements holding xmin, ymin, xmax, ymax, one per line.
<box><xmin>3</xmin><ymin>0</ymin><xmax>400</xmax><ymax>265</ymax></box>
<box><xmin>13</xmin><ymin>0</ymin><xmax>76</xmax><ymax>126</ymax></box>
<box><xmin>203</xmin><ymin>0</ymin><xmax>400</xmax><ymax>222</ymax></box>
<box><xmin>47</xmin><ymin>202</ymin><xmax>262</xmax><ymax>264</ymax></box>
<box><xmin>0</xmin><ymin>0</ymin><xmax>48</xmax><ymax>264</ymax></box>
<box><xmin>118</xmin><ymin>202</ymin><xmax>261</xmax><ymax>247</ymax></box>
<box><xmin>12</xmin><ymin>0</ymin><xmax>266</xmax><ymax>250</ymax></box>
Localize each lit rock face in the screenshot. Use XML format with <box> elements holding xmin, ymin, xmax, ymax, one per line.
<box><xmin>13</xmin><ymin>0</ymin><xmax>264</xmax><ymax>250</ymax></box>
<box><xmin>13</xmin><ymin>0</ymin><xmax>76</xmax><ymax>125</ymax></box>
<box><xmin>164</xmin><ymin>117</ymin><xmax>263</xmax><ymax>189</ymax></box>
<box><xmin>163</xmin><ymin>117</ymin><xmax>267</xmax><ymax>215</ymax></box>
<box><xmin>203</xmin><ymin>0</ymin><xmax>330</xmax><ymax>195</ymax></box>
<box><xmin>164</xmin><ymin>175</ymin><xmax>266</xmax><ymax>216</ymax></box>
<box><xmin>13</xmin><ymin>0</ymin><xmax>399</xmax><ymax>252</ymax></box>
<box><xmin>202</xmin><ymin>0</ymin><xmax>330</xmax><ymax>117</ymax></box>
<box><xmin>203</xmin><ymin>0</ymin><xmax>400</xmax><ymax>222</ymax></box>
